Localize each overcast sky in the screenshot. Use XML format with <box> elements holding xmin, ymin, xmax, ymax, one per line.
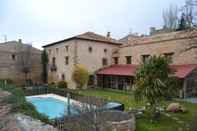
<box><xmin>0</xmin><ymin>0</ymin><xmax>186</xmax><ymax>49</ymax></box>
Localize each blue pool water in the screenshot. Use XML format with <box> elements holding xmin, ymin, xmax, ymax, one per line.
<box><xmin>27</xmin><ymin>95</ymin><xmax>123</xmax><ymax>119</ymax></box>
<box><xmin>27</xmin><ymin>97</ymin><xmax>79</xmax><ymax>119</ymax></box>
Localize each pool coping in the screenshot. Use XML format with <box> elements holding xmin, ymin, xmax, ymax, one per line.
<box><xmin>26</xmin><ymin>94</ymin><xmax>123</xmax><ymax>116</ymax></box>
<box><xmin>26</xmin><ymin>94</ymin><xmax>83</xmax><ymax>108</ymax></box>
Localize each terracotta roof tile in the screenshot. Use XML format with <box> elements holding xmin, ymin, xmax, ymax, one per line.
<box><xmin>76</xmin><ymin>32</ymin><xmax>121</xmax><ymax>44</ymax></box>
<box><xmin>97</xmin><ymin>64</ymin><xmax>138</xmax><ymax>76</ymax></box>
<box><xmin>43</xmin><ymin>32</ymin><xmax>123</xmax><ymax>47</ymax></box>
<box><xmin>97</xmin><ymin>64</ymin><xmax>197</xmax><ymax>78</ymax></box>
<box><xmin>171</xmin><ymin>64</ymin><xmax>197</xmax><ymax>78</ymax></box>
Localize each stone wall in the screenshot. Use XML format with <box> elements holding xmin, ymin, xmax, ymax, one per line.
<box><xmin>44</xmin><ymin>30</ymin><xmax>197</xmax><ymax>89</ymax></box>
<box><xmin>45</xmin><ymin>39</ymin><xmax>118</xmax><ymax>88</ymax></box>
<box><xmin>0</xmin><ymin>41</ymin><xmax>42</xmax><ymax>85</ymax></box>
<box><xmin>101</xmin><ymin>111</ymin><xmax>136</xmax><ymax>131</ymax></box>
<box><xmin>115</xmin><ymin>30</ymin><xmax>197</xmax><ymax>65</ymax></box>
<box><xmin>0</xmin><ymin>90</ymin><xmax>57</xmax><ymax>131</ymax></box>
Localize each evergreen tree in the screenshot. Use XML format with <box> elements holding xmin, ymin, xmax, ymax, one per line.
<box><xmin>41</xmin><ymin>50</ymin><xmax>48</xmax><ymax>83</ymax></box>
<box><xmin>178</xmin><ymin>13</ymin><xmax>187</xmax><ymax>30</ymax></box>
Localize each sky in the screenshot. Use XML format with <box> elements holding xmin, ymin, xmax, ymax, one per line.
<box><xmin>0</xmin><ymin>0</ymin><xmax>186</xmax><ymax>49</ymax></box>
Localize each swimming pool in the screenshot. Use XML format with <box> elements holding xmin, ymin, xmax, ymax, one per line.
<box><xmin>26</xmin><ymin>94</ymin><xmax>124</xmax><ymax>119</ymax></box>
<box><xmin>26</xmin><ymin>94</ymin><xmax>80</xmax><ymax>119</ymax></box>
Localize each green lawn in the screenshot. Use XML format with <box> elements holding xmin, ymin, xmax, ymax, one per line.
<box><xmin>78</xmin><ymin>88</ymin><xmax>197</xmax><ymax>131</ymax></box>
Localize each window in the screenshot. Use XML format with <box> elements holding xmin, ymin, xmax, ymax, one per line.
<box><xmin>48</xmin><ymin>49</ymin><xmax>51</xmax><ymax>54</ymax></box>
<box><xmin>65</xmin><ymin>46</ymin><xmax>69</xmax><ymax>52</ymax></box>
<box><xmin>65</xmin><ymin>56</ymin><xmax>69</xmax><ymax>65</ymax></box>
<box><xmin>61</xmin><ymin>74</ymin><xmax>65</xmax><ymax>80</ymax></box>
<box><xmin>104</xmin><ymin>48</ymin><xmax>107</xmax><ymax>53</ymax></box>
<box><xmin>125</xmin><ymin>56</ymin><xmax>132</xmax><ymax>64</ymax></box>
<box><xmin>52</xmin><ymin>57</ymin><xmax>56</xmax><ymax>65</ymax></box>
<box><xmin>88</xmin><ymin>47</ymin><xmax>92</xmax><ymax>53</ymax></box>
<box><xmin>113</xmin><ymin>57</ymin><xmax>119</xmax><ymax>64</ymax></box>
<box><xmin>12</xmin><ymin>54</ymin><xmax>16</xmax><ymax>60</ymax></box>
<box><xmin>164</xmin><ymin>52</ymin><xmax>174</xmax><ymax>63</ymax></box>
<box><xmin>56</xmin><ymin>48</ymin><xmax>59</xmax><ymax>53</ymax></box>
<box><xmin>102</xmin><ymin>58</ymin><xmax>108</xmax><ymax>66</ymax></box>
<box><xmin>51</xmin><ymin>57</ymin><xmax>57</xmax><ymax>72</ymax></box>
<box><xmin>141</xmin><ymin>55</ymin><xmax>150</xmax><ymax>63</ymax></box>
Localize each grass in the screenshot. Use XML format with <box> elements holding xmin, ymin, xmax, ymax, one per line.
<box><xmin>78</xmin><ymin>88</ymin><xmax>144</xmax><ymax>110</ymax></box>
<box><xmin>78</xmin><ymin>88</ymin><xmax>197</xmax><ymax>131</ymax></box>
<box><xmin>0</xmin><ymin>81</ymin><xmax>50</xmax><ymax>123</ymax></box>
<box><xmin>1</xmin><ymin>81</ymin><xmax>196</xmax><ymax>131</ymax></box>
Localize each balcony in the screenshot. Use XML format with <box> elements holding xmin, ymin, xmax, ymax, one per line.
<box><xmin>50</xmin><ymin>64</ymin><xmax>57</xmax><ymax>72</ymax></box>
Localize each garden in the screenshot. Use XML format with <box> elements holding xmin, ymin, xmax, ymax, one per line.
<box><xmin>0</xmin><ymin>56</ymin><xmax>197</xmax><ymax>131</ymax></box>
<box><xmin>1</xmin><ymin>81</ymin><xmax>197</xmax><ymax>131</ymax></box>
<box><xmin>78</xmin><ymin>88</ymin><xmax>197</xmax><ymax>131</ymax></box>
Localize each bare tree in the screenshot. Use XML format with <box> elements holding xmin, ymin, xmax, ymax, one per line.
<box><xmin>181</xmin><ymin>0</ymin><xmax>197</xmax><ymax>27</ymax></box>
<box><xmin>16</xmin><ymin>43</ymin><xmax>33</xmax><ymax>85</ymax></box>
<box><xmin>163</xmin><ymin>5</ymin><xmax>179</xmax><ymax>30</ymax></box>
<box><xmin>179</xmin><ymin>0</ymin><xmax>197</xmax><ymax>54</ymax></box>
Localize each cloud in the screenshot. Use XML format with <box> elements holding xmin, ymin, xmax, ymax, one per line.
<box><xmin>0</xmin><ymin>0</ymin><xmax>186</xmax><ymax>49</ymax></box>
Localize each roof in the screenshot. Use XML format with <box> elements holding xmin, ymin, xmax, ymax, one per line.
<box><xmin>43</xmin><ymin>32</ymin><xmax>123</xmax><ymax>48</ymax></box>
<box><xmin>171</xmin><ymin>64</ymin><xmax>197</xmax><ymax>78</ymax></box>
<box><xmin>97</xmin><ymin>64</ymin><xmax>138</xmax><ymax>76</ymax></box>
<box><xmin>119</xmin><ymin>34</ymin><xmax>141</xmax><ymax>44</ymax></box>
<box><xmin>97</xmin><ymin>64</ymin><xmax>197</xmax><ymax>78</ymax></box>
<box><xmin>0</xmin><ymin>41</ymin><xmax>41</xmax><ymax>53</ymax></box>
<box><xmin>120</xmin><ymin>29</ymin><xmax>197</xmax><ymax>48</ymax></box>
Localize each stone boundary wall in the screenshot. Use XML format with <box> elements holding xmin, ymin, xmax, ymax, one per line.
<box><xmin>107</xmin><ymin>114</ymin><xmax>135</xmax><ymax>131</ymax></box>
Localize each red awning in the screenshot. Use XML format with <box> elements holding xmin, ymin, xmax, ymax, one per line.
<box><xmin>97</xmin><ymin>65</ymin><xmax>138</xmax><ymax>76</ymax></box>
<box><xmin>171</xmin><ymin>64</ymin><xmax>197</xmax><ymax>78</ymax></box>
<box><xmin>97</xmin><ymin>64</ymin><xmax>197</xmax><ymax>79</ymax></box>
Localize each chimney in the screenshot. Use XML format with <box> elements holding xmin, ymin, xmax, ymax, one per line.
<box><xmin>18</xmin><ymin>39</ymin><xmax>22</xmax><ymax>44</ymax></box>
<box><xmin>107</xmin><ymin>32</ymin><xmax>111</xmax><ymax>38</ymax></box>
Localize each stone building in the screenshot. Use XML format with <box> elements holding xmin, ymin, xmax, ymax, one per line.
<box><xmin>97</xmin><ymin>29</ymin><xmax>197</xmax><ymax>97</ymax></box>
<box><xmin>43</xmin><ymin>32</ymin><xmax>122</xmax><ymax>88</ymax></box>
<box><xmin>0</xmin><ymin>40</ymin><xmax>42</xmax><ymax>85</ymax></box>
<box><xmin>43</xmin><ymin>29</ymin><xmax>197</xmax><ymax>97</ymax></box>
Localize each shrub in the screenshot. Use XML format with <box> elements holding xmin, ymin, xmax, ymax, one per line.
<box><xmin>48</xmin><ymin>82</ymin><xmax>56</xmax><ymax>88</ymax></box>
<box><xmin>0</xmin><ymin>82</ymin><xmax>50</xmax><ymax>123</ymax></box>
<box><xmin>41</xmin><ymin>50</ymin><xmax>48</xmax><ymax>83</ymax></box>
<box><xmin>57</xmin><ymin>81</ymin><xmax>67</xmax><ymax>88</ymax></box>
<box><xmin>0</xmin><ymin>79</ymin><xmax>13</xmax><ymax>84</ymax></box>
<box><xmin>72</xmin><ymin>64</ymin><xmax>89</xmax><ymax>88</ymax></box>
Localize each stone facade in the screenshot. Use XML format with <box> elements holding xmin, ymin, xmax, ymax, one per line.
<box><xmin>116</xmin><ymin>29</ymin><xmax>197</xmax><ymax>65</ymax></box>
<box><xmin>43</xmin><ymin>30</ymin><xmax>197</xmax><ymax>90</ymax></box>
<box><xmin>44</xmin><ymin>32</ymin><xmax>120</xmax><ymax>88</ymax></box>
<box><xmin>0</xmin><ymin>40</ymin><xmax>42</xmax><ymax>85</ymax></box>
